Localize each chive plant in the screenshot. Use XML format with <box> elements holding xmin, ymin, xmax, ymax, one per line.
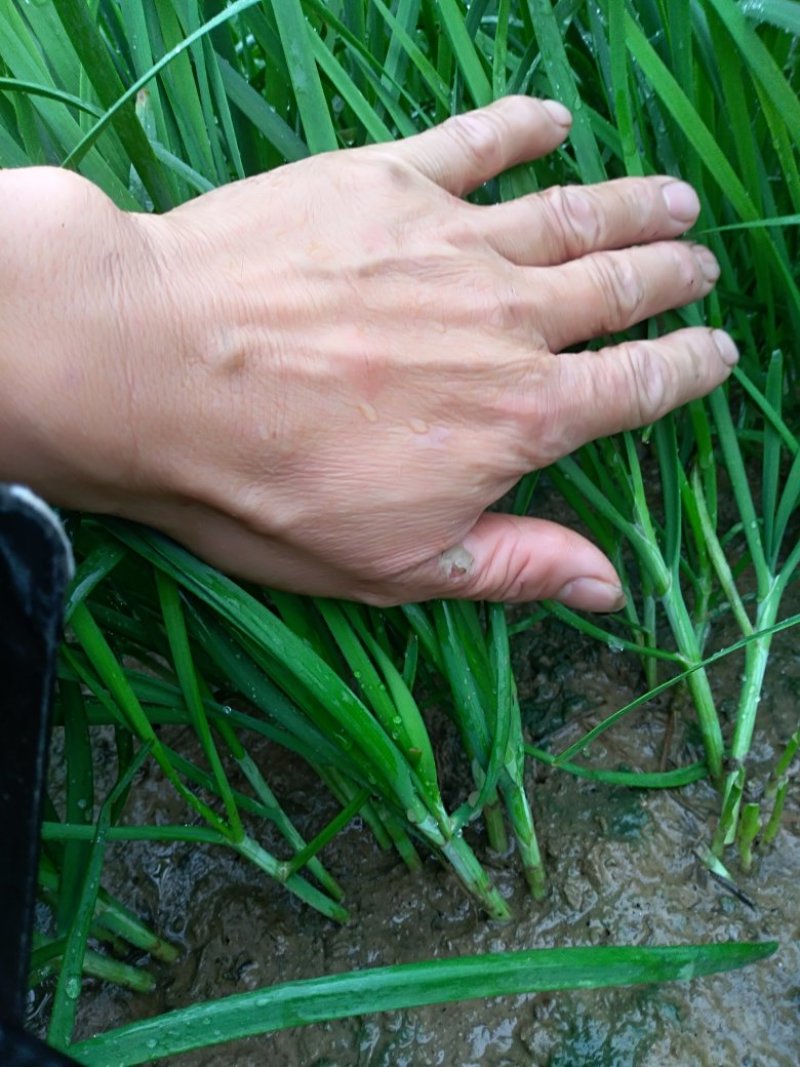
<box><xmin>1</xmin><ymin>1</ymin><xmax>797</xmax><ymax>1060</ymax></box>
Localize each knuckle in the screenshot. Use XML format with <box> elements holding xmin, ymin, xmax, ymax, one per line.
<box><xmin>364</xmin><ymin>151</ymin><xmax>420</xmax><ymax>191</ymax></box>
<box><xmin>687</xmin><ymin>332</ymin><xmax>712</xmax><ymax>383</ymax></box>
<box><xmin>491</xmin><ymin>376</ymin><xmax>542</xmax><ymax>441</ymax></box>
<box><xmin>444</xmin><ymin>111</ymin><xmax>506</xmax><ymax>173</ymax></box>
<box><xmin>465</xmin><ymin>271</ymin><xmax>526</xmax><ymax>333</ymax></box>
<box><xmin>480</xmin><ymin>536</ymin><xmax>534</xmax><ymax>602</ymax></box>
<box><xmin>612</xmin><ymin>179</ymin><xmax>653</xmax><ymax>241</ymax></box>
<box><xmin>516</xmin><ymin>356</ymin><xmax>579</xmax><ymax>464</ymax></box>
<box><xmin>590</xmin><ymin>253</ymin><xmax>646</xmax><ymax>331</ymax></box>
<box><xmin>441</xmin><ymin>206</ymin><xmax>485</xmax><ymax>250</ymax></box>
<box><xmin>487</xmin><ymin>279</ymin><xmax>530</xmax><ymax>332</ymax></box>
<box><xmin>623</xmin><ymin>342</ymin><xmax>670</xmax><ymax>422</ymax></box>
<box><xmin>540</xmin><ymin>184</ymin><xmax>601</xmax><ymax>257</ymax></box>
<box><xmin>638</xmin><ymin>180</ymin><xmax>665</xmax><ymax>239</ymax></box>
<box><xmin>674</xmin><ymin>244</ymin><xmax>702</xmax><ymax>291</ymax></box>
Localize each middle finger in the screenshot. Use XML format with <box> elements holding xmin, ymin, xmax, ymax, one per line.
<box><xmin>474</xmin><ymin>176</ymin><xmax>701</xmax><ymax>266</ymax></box>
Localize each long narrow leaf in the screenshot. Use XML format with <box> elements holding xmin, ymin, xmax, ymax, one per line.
<box><xmin>69</xmin><ymin>942</ymin><xmax>777</xmax><ymax>1066</ymax></box>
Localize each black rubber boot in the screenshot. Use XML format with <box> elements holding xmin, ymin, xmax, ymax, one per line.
<box><xmin>0</xmin><ymin>485</ymin><xmax>78</xmax><ymax>1066</ymax></box>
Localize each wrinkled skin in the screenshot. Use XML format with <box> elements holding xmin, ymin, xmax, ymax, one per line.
<box><xmin>0</xmin><ymin>97</ymin><xmax>736</xmax><ymax>607</ymax></box>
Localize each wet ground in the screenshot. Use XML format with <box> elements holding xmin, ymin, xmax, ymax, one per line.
<box><xmin>39</xmin><ymin>603</ymin><xmax>800</xmax><ymax>1067</ymax></box>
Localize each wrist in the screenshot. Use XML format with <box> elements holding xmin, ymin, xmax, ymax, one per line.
<box><xmin>0</xmin><ymin>168</ymin><xmax>163</xmax><ymax>510</ymax></box>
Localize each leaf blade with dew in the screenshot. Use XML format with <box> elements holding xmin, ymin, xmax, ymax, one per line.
<box><xmin>524</xmin><ymin>745</ymin><xmax>708</xmax><ymax>789</ymax></box>
<box><xmin>216</xmin><ymin>56</ymin><xmax>309</xmax><ymax>163</ymax></box>
<box><xmin>115</xmin><ymin>1</ymin><xmax>173</xmax><ymax>163</ymax></box>
<box><xmin>186</xmin><ymin>607</ymin><xmax>365</xmax><ymax>776</ymax></box>
<box><xmin>143</xmin><ymin>1</ymin><xmax>218</xmax><ymax>181</ymax></box>
<box><xmin>701</xmin><ymin>215</ymin><xmax>800</xmax><ymax>234</ymax></box>
<box><xmin>269</xmin><ymin>0</ymin><xmax>338</xmax><ymax>153</ymax></box>
<box><xmin>308</xmin><ymin>29</ymin><xmax>394</xmax><ymax>144</ymax></box>
<box><xmin>314</xmin><ymin>598</ymin><xmax>444</xmax><ymax>819</ymax></box>
<box><xmin>102</xmin><ymin>522</ymin><xmax>436</xmax><ymax>828</ymax></box>
<box><xmin>472</xmin><ymin>603</ymin><xmax>513</xmax><ymax>814</ymax></box>
<box><xmin>48</xmin><ymin>741</ymin><xmax>152</xmax><ymax>1051</ymax></box>
<box><xmin>368</xmin><ymin>0</ymin><xmax>450</xmax><ymax>108</ymax></box>
<box><xmin>68</xmin><ymin>941</ymin><xmax>778</xmax><ymax>1066</ymax></box>
<box><xmin>451</xmin><ymin>602</ymin><xmax>516</xmax><ymax>827</ymax></box>
<box><xmin>708</xmin><ymin>388</ymin><xmax>771</xmax><ymax>593</ymax></box>
<box><xmin>49</xmin><ymin>0</ymin><xmax>172</xmax><ymax>211</ymax></box>
<box><xmin>707</xmin><ymin>0</ymin><xmax>800</xmax><ymax>152</ymax></box>
<box><xmin>730</xmin><ymin>365</ymin><xmax>799</xmax><ymax>458</ymax></box>
<box><xmin>56</xmin><ymin>682</ymin><xmax>94</xmax><ymax>938</ymax></box>
<box><xmin>63</xmin><ymin>541</ymin><xmax>126</xmax><ymax>623</ymax></box>
<box><xmin>433</xmin><ymin>601</ymin><xmax>491</xmax><ymax>764</ymax></box>
<box><xmin>155</xmin><ymin>571</ymin><xmax>244</xmax><ymax>839</ymax></box>
<box><xmin>619</xmin><ymin>15</ymin><xmax>754</xmax><ymax>214</ymax></box>
<box><xmin>761</xmin><ymin>350</ymin><xmax>784</xmax><ymax>563</ymax></box>
<box><xmin>379</xmin><ymin>0</ymin><xmax>423</xmax><ymax>99</ymax></box>
<box><xmin>67</xmin><ymin>602</ymin><xmax>229</xmax><ymax>834</ymax></box>
<box><xmin>176</xmin><ymin>2</ymin><xmax>245</xmax><ymax>181</ymax></box>
<box><xmin>436</xmin><ymin>0</ymin><xmax>492</xmax><ymax>108</ymax></box>
<box><xmin>400</xmin><ymin>603</ymin><xmax>445</xmax><ymax>675</ymax></box>
<box><xmin>426</xmin><ymin>600</ymin><xmax>509</xmax><ymax>852</ymax></box>
<box><xmin>492</xmin><ymin>0</ymin><xmax>511</xmax><ymax>99</ymax></box>
<box><xmin>535</xmin><ymin>601</ymin><xmax>686</xmax><ymax>664</ymax></box>
<box><xmin>771</xmin><ymin>450</ymin><xmax>800</xmax><ymax>574</ymax></box>
<box><xmin>742</xmin><ymin>0</ymin><xmax>800</xmax><ymax>35</ymax></box>
<box><xmin>623</xmin><ymin>8</ymin><xmax>800</xmax><ymax>329</ymax></box>
<box><xmin>0</xmin><ymin>8</ymin><xmax>138</xmax><ymax>207</ymax></box>
<box><xmin>555</xmin><ymin>613</ymin><xmax>800</xmax><ymax>766</ymax></box>
<box><xmin>341</xmin><ymin>603</ymin><xmax>443</xmax><ymax>808</ymax></box>
<box><xmin>608</xmin><ymin>0</ymin><xmax>644</xmax><ymax>177</ymax></box>
<box><xmin>37</xmin><ymin>863</ymin><xmax>179</xmax><ymax>964</ymax></box>
<box><xmin>527</xmin><ymin>0</ymin><xmax>606</xmax><ymax>183</ymax></box>
<box><xmin>303</xmin><ymin>0</ymin><xmax>447</xmax><ymax>120</ymax></box>
<box><xmin>60</xmin><ymin>0</ymin><xmax>265</xmax><ymax>170</ymax></box>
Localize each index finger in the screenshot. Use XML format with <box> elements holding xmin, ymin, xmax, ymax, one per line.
<box><xmin>385</xmin><ymin>96</ymin><xmax>572</xmax><ymax>197</ymax></box>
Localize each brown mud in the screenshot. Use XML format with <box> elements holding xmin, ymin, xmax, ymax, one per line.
<box><xmin>37</xmin><ymin>601</ymin><xmax>800</xmax><ymax>1067</ymax></box>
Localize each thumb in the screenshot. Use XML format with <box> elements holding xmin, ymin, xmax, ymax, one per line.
<box><xmin>412</xmin><ymin>513</ymin><xmax>625</xmax><ymax>609</ymax></box>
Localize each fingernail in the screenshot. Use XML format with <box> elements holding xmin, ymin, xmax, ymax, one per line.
<box><xmin>713</xmin><ymin>329</ymin><xmax>740</xmax><ymax>367</ymax></box>
<box><xmin>541</xmin><ymin>99</ymin><xmax>572</xmax><ymax>127</ymax></box>
<box><xmin>693</xmin><ymin>244</ymin><xmax>720</xmax><ymax>283</ymax></box>
<box><xmin>555</xmin><ymin>577</ymin><xmax>626</xmax><ymax>613</ymax></box>
<box><xmin>661</xmin><ymin>180</ymin><xmax>701</xmax><ymax>223</ymax></box>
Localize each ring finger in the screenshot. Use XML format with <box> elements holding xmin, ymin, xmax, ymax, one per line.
<box><xmin>527</xmin><ymin>240</ymin><xmax>720</xmax><ymax>352</ymax></box>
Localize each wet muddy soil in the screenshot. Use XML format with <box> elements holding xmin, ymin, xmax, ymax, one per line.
<box><xmin>39</xmin><ymin>602</ymin><xmax>800</xmax><ymax>1067</ymax></box>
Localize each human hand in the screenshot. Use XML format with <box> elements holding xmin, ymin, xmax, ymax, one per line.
<box><xmin>0</xmin><ymin>97</ymin><xmax>737</xmax><ymax>607</ymax></box>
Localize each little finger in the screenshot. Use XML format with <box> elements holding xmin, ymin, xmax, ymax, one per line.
<box><xmin>528</xmin><ymin>327</ymin><xmax>739</xmax><ymax>463</ymax></box>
